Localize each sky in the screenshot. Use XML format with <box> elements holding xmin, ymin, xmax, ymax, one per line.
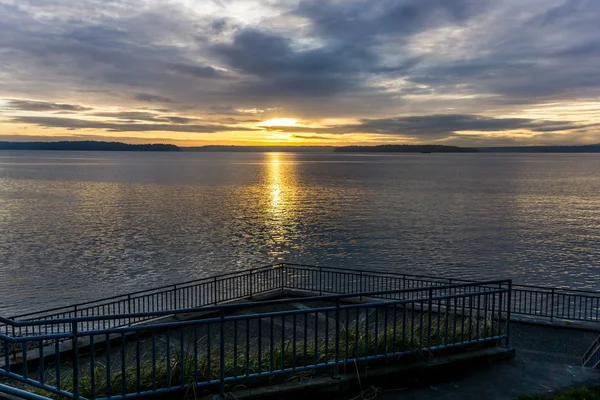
<box><xmin>1</xmin><ymin>0</ymin><xmax>600</xmax><ymax>147</ymax></box>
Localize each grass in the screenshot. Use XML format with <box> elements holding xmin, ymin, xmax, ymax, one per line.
<box><xmin>10</xmin><ymin>311</ymin><xmax>500</xmax><ymax>399</ymax></box>
<box><xmin>515</xmin><ymin>388</ymin><xmax>600</xmax><ymax>400</ymax></box>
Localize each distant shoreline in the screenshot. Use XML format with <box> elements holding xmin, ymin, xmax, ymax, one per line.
<box><xmin>2</xmin><ymin>141</ymin><xmax>600</xmax><ymax>153</ymax></box>
<box><xmin>0</xmin><ymin>141</ymin><xmax>180</xmax><ymax>152</ymax></box>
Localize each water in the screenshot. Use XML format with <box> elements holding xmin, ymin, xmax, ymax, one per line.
<box><xmin>1</xmin><ymin>151</ymin><xmax>600</xmax><ymax>316</ymax></box>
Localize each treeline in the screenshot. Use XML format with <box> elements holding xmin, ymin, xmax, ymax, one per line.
<box><xmin>335</xmin><ymin>145</ymin><xmax>478</xmax><ymax>153</ymax></box>
<box><xmin>0</xmin><ymin>141</ymin><xmax>180</xmax><ymax>151</ymax></box>
<box><xmin>478</xmin><ymin>144</ymin><xmax>600</xmax><ymax>153</ymax></box>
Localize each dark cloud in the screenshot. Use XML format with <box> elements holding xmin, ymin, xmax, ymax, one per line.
<box><xmin>348</xmin><ymin>114</ymin><xmax>582</xmax><ymax>135</ymax></box>
<box><xmin>292</xmin><ymin>134</ymin><xmax>335</xmax><ymax>140</ymax></box>
<box><xmin>266</xmin><ymin>114</ymin><xmax>596</xmax><ymax>138</ymax></box>
<box><xmin>93</xmin><ymin>111</ymin><xmax>162</xmax><ymax>122</ymax></box>
<box><xmin>6</xmin><ymin>100</ymin><xmax>92</xmax><ymax>112</ymax></box>
<box><xmin>209</xmin><ymin>105</ymin><xmax>242</xmax><ymax>115</ymax></box>
<box><xmin>167</xmin><ymin>63</ymin><xmax>224</xmax><ymax>78</ymax></box>
<box><xmin>211</xmin><ymin>28</ymin><xmax>369</xmax><ymax>96</ymax></box>
<box><xmin>162</xmin><ymin>116</ymin><xmax>197</xmax><ymax>124</ymax></box>
<box><xmin>208</xmin><ymin>105</ymin><xmax>272</xmax><ymax>116</ymax></box>
<box><xmin>11</xmin><ymin>116</ymin><xmax>257</xmax><ymax>133</ymax></box>
<box><xmin>0</xmin><ymin>134</ymin><xmax>186</xmax><ymax>144</ymax></box>
<box><xmin>92</xmin><ymin>111</ymin><xmax>198</xmax><ymax>124</ymax></box>
<box><xmin>296</xmin><ymin>0</ymin><xmax>481</xmax><ymax>44</ymax></box>
<box><xmin>134</xmin><ymin>94</ymin><xmax>175</xmax><ymax>104</ymax></box>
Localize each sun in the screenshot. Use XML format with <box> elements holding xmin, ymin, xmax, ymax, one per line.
<box><xmin>259</xmin><ymin>118</ymin><xmax>298</xmax><ymax>127</ymax></box>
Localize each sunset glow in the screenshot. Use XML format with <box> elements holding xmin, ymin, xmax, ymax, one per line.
<box><xmin>1</xmin><ymin>0</ymin><xmax>599</xmax><ymax>146</ymax></box>
<box><xmin>259</xmin><ymin>118</ymin><xmax>298</xmax><ymax>127</ymax></box>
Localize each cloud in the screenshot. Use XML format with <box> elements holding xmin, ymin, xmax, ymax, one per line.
<box><xmin>0</xmin><ymin>134</ymin><xmax>188</xmax><ymax>144</ymax></box>
<box><xmin>295</xmin><ymin>0</ymin><xmax>482</xmax><ymax>44</ymax></box>
<box><xmin>208</xmin><ymin>105</ymin><xmax>245</xmax><ymax>115</ymax></box>
<box><xmin>211</xmin><ymin>28</ymin><xmax>370</xmax><ymax>97</ymax></box>
<box><xmin>208</xmin><ymin>105</ymin><xmax>274</xmax><ymax>115</ymax></box>
<box><xmin>161</xmin><ymin>116</ymin><xmax>197</xmax><ymax>124</ymax></box>
<box><xmin>92</xmin><ymin>111</ymin><xmax>199</xmax><ymax>124</ymax></box>
<box><xmin>265</xmin><ymin>114</ymin><xmax>597</xmax><ymax>139</ymax></box>
<box><xmin>11</xmin><ymin>116</ymin><xmax>257</xmax><ymax>133</ymax></box>
<box><xmin>347</xmin><ymin>114</ymin><xmax>593</xmax><ymax>136</ymax></box>
<box><xmin>6</xmin><ymin>100</ymin><xmax>92</xmax><ymax>112</ymax></box>
<box><xmin>292</xmin><ymin>134</ymin><xmax>335</xmax><ymax>140</ymax></box>
<box><xmin>2</xmin><ymin>0</ymin><xmax>600</xmax><ymax>144</ymax></box>
<box><xmin>167</xmin><ymin>63</ymin><xmax>224</xmax><ymax>78</ymax></box>
<box><xmin>134</xmin><ymin>94</ymin><xmax>175</xmax><ymax>104</ymax></box>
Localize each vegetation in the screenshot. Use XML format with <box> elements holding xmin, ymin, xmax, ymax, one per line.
<box><xmin>20</xmin><ymin>312</ymin><xmax>498</xmax><ymax>399</ymax></box>
<box><xmin>515</xmin><ymin>387</ymin><xmax>600</xmax><ymax>400</ymax></box>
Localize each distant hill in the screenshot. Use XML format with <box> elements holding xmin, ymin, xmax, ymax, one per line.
<box><xmin>0</xmin><ymin>141</ymin><xmax>180</xmax><ymax>151</ymax></box>
<box><xmin>335</xmin><ymin>145</ymin><xmax>478</xmax><ymax>153</ymax></box>
<box><xmin>335</xmin><ymin>144</ymin><xmax>600</xmax><ymax>153</ymax></box>
<box><xmin>478</xmin><ymin>144</ymin><xmax>600</xmax><ymax>153</ymax></box>
<box><xmin>3</xmin><ymin>141</ymin><xmax>600</xmax><ymax>153</ymax></box>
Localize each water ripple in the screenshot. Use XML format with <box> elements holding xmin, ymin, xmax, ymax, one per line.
<box><xmin>1</xmin><ymin>151</ymin><xmax>600</xmax><ymax>315</ymax></box>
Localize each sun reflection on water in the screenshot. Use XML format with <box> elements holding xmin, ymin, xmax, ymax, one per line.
<box><xmin>264</xmin><ymin>152</ymin><xmax>298</xmax><ymax>260</ymax></box>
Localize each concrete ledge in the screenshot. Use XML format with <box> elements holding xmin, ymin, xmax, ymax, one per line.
<box><xmin>210</xmin><ymin>346</ymin><xmax>515</xmax><ymax>400</ymax></box>
<box><xmin>511</xmin><ymin>316</ymin><xmax>600</xmax><ymax>333</ymax></box>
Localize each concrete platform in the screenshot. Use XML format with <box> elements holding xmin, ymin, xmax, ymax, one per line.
<box><xmin>373</xmin><ymin>322</ymin><xmax>600</xmax><ymax>400</ymax></box>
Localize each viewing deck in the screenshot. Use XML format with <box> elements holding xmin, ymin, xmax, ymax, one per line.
<box><xmin>1</xmin><ymin>263</ymin><xmax>600</xmax><ymax>399</ymax></box>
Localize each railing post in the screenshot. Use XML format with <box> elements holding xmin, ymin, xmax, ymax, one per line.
<box><xmin>173</xmin><ymin>285</ymin><xmax>178</xmax><ymax>310</ymax></box>
<box><xmin>281</xmin><ymin>264</ymin><xmax>285</xmax><ymax>295</ymax></box>
<box><xmin>127</xmin><ymin>294</ymin><xmax>132</xmax><ymax>327</ymax></box>
<box><xmin>319</xmin><ymin>266</ymin><xmax>323</xmax><ymax>296</ymax></box>
<box><xmin>249</xmin><ymin>270</ymin><xmax>254</xmax><ymax>299</ymax></box>
<box><xmin>219</xmin><ymin>310</ymin><xmax>225</xmax><ymax>397</ymax></box>
<box><xmin>333</xmin><ymin>299</ymin><xmax>341</xmax><ymax>379</ymax></box>
<box><xmin>360</xmin><ymin>271</ymin><xmax>364</xmax><ymax>301</ymax></box>
<box><xmin>214</xmin><ymin>277</ymin><xmax>218</xmax><ymax>306</ymax></box>
<box><xmin>506</xmin><ymin>280</ymin><xmax>512</xmax><ymax>347</ymax></box>
<box><xmin>427</xmin><ymin>288</ymin><xmax>433</xmax><ymax>349</ymax></box>
<box><xmin>72</xmin><ymin>321</ymin><xmax>80</xmax><ymax>400</ymax></box>
<box><xmin>550</xmin><ymin>288</ymin><xmax>555</xmax><ymax>322</ymax></box>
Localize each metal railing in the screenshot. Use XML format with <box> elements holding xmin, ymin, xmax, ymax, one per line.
<box><xmin>583</xmin><ymin>336</ymin><xmax>600</xmax><ymax>368</ymax></box>
<box><xmin>1</xmin><ymin>265</ymin><xmax>284</xmax><ymax>339</ymax></box>
<box><xmin>6</xmin><ymin>263</ymin><xmax>597</xmax><ymax>328</ymax></box>
<box><xmin>283</xmin><ymin>263</ymin><xmax>600</xmax><ymax>324</ymax></box>
<box><xmin>2</xmin><ymin>261</ymin><xmax>600</xmax><ymax>379</ymax></box>
<box><xmin>0</xmin><ymin>280</ymin><xmax>510</xmax><ymax>400</ymax></box>
<box><xmin>1</xmin><ymin>262</ymin><xmax>598</xmax><ymax>355</ymax></box>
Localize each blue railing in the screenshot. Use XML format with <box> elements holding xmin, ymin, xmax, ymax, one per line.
<box><xmin>2</xmin><ymin>261</ymin><xmax>600</xmax><ymax>398</ymax></box>
<box><xmin>3</xmin><ymin>263</ymin><xmax>599</xmax><ymax>340</ymax></box>
<box><xmin>583</xmin><ymin>336</ymin><xmax>600</xmax><ymax>368</ymax></box>
<box><xmin>285</xmin><ymin>263</ymin><xmax>600</xmax><ymax>324</ymax></box>
<box><xmin>0</xmin><ymin>279</ymin><xmax>510</xmax><ymax>399</ymax></box>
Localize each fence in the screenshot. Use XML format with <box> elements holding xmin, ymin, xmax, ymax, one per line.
<box><xmin>0</xmin><ymin>280</ymin><xmax>510</xmax><ymax>400</ymax></box>
<box><xmin>0</xmin><ymin>265</ymin><xmax>284</xmax><ymax>339</ymax></box>
<box><xmin>282</xmin><ymin>263</ymin><xmax>600</xmax><ymax>324</ymax></box>
<box><xmin>4</xmin><ymin>263</ymin><xmax>599</xmax><ymax>337</ymax></box>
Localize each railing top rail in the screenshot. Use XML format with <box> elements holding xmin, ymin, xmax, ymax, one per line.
<box><xmin>583</xmin><ymin>335</ymin><xmax>600</xmax><ymax>362</ymax></box>
<box><xmin>0</xmin><ymin>383</ymin><xmax>54</xmax><ymax>400</ymax></box>
<box><xmin>0</xmin><ymin>279</ymin><xmax>510</xmax><ymax>328</ymax></box>
<box><xmin>8</xmin><ymin>263</ymin><xmax>283</xmax><ymax>320</ymax></box>
<box><xmin>0</xmin><ymin>287</ymin><xmax>510</xmax><ymax>340</ymax></box>
<box><xmin>284</xmin><ymin>263</ymin><xmax>600</xmax><ymax>295</ymax></box>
